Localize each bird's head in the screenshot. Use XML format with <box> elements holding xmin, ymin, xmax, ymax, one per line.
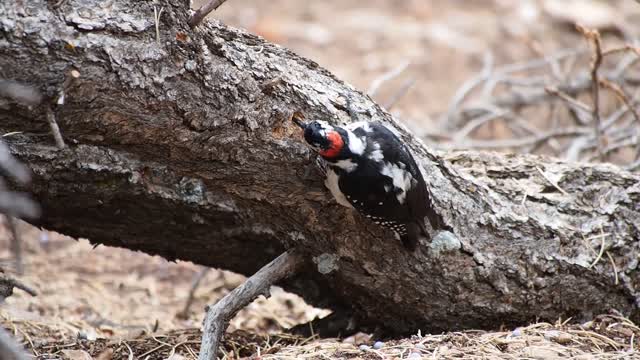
<box><xmin>293</xmin><ymin>114</ymin><xmax>345</xmax><ymax>159</ymax></box>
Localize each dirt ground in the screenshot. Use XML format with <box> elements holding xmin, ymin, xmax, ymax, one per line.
<box><xmin>3</xmin><ymin>0</ymin><xmax>640</xmax><ymax>359</ymax></box>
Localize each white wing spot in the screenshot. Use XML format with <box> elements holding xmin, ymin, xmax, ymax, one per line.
<box><xmin>345</xmin><ymin>121</ymin><xmax>372</xmax><ymax>133</ymax></box>
<box><xmin>333</xmin><ymin>159</ymin><xmax>358</xmax><ymax>173</ymax></box>
<box><xmin>380</xmin><ymin>162</ymin><xmax>414</xmax><ymax>204</ymax></box>
<box><xmin>368</xmin><ymin>149</ymin><xmax>384</xmax><ymax>162</ymax></box>
<box><xmin>346</xmin><ymin>130</ymin><xmax>366</xmax><ymax>155</ymax></box>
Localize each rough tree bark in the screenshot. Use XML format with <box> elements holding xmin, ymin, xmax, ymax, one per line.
<box><xmin>1</xmin><ymin>0</ymin><xmax>639</xmax><ymax>334</ymax></box>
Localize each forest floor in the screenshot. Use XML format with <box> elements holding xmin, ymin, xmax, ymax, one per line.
<box><xmin>3</xmin><ymin>0</ymin><xmax>640</xmax><ymax>359</ymax></box>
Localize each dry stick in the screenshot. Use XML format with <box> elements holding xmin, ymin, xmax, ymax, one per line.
<box><xmin>545</xmin><ymin>86</ymin><xmax>592</xmax><ymax>114</ymax></box>
<box><xmin>599</xmin><ymin>79</ymin><xmax>640</xmax><ymax>125</ymax></box>
<box><xmin>535</xmin><ymin>167</ymin><xmax>570</xmax><ymax>197</ymax></box>
<box><xmin>586</xmin><ymin>137</ymin><xmax>639</xmax><ymax>162</ymax></box>
<box><xmin>599</xmin><ymin>78</ymin><xmax>640</xmax><ymax>161</ymax></box>
<box><xmin>0</xmin><ymin>327</ymin><xmax>29</xmax><ymax>360</ymax></box>
<box><xmin>445</xmin><ymin>127</ymin><xmax>590</xmax><ymax>150</ymax></box>
<box><xmin>198</xmin><ymin>249</ymin><xmax>304</xmax><ymax>360</ymax></box>
<box><xmin>443</xmin><ymin>51</ymin><xmax>494</xmax><ymax>127</ymax></box>
<box><xmin>6</xmin><ymin>217</ymin><xmax>23</xmax><ymax>275</ymax></box>
<box><xmin>367</xmin><ymin>60</ymin><xmax>410</xmax><ymax>97</ymax></box>
<box><xmin>154</xmin><ymin>6</ymin><xmax>164</xmax><ymax>43</ymax></box>
<box><xmin>455</xmin><ymin>49</ymin><xmax>639</xmax><ymax>122</ymax></box>
<box><xmin>189</xmin><ymin>0</ymin><xmax>229</xmax><ymax>28</ymax></box>
<box><xmin>384</xmin><ymin>78</ymin><xmax>416</xmax><ymax>110</ymax></box>
<box><xmin>446</xmin><ymin>49</ymin><xmax>586</xmax><ymax>125</ymax></box>
<box><xmin>0</xmin><ymin>274</ymin><xmax>37</xmax><ymax>301</ymax></box>
<box><xmin>577</xmin><ymin>25</ymin><xmax>604</xmax><ymax>160</ymax></box>
<box><xmin>45</xmin><ymin>107</ymin><xmax>65</xmax><ymax>149</ymax></box>
<box><xmin>177</xmin><ymin>267</ymin><xmax>210</xmax><ymax>319</ymax></box>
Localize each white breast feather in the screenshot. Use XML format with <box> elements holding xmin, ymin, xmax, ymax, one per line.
<box><xmin>325</xmin><ymin>168</ymin><xmax>354</xmax><ymax>208</ymax></box>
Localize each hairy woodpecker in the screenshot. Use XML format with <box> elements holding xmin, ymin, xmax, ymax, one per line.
<box><xmin>293</xmin><ymin>115</ymin><xmax>441</xmax><ymax>250</ymax></box>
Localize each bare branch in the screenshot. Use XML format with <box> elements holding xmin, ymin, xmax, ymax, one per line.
<box><xmin>0</xmin><ymin>274</ymin><xmax>37</xmax><ymax>300</ymax></box>
<box><xmin>198</xmin><ymin>249</ymin><xmax>304</xmax><ymax>360</ymax></box>
<box><xmin>6</xmin><ymin>216</ymin><xmax>23</xmax><ymax>275</ymax></box>
<box><xmin>189</xmin><ymin>0</ymin><xmax>229</xmax><ymax>28</ymax></box>
<box><xmin>367</xmin><ymin>61</ymin><xmax>410</xmax><ymax>97</ymax></box>
<box><xmin>384</xmin><ymin>78</ymin><xmax>416</xmax><ymax>110</ymax></box>
<box><xmin>444</xmin><ymin>127</ymin><xmax>590</xmax><ymax>150</ymax></box>
<box><xmin>45</xmin><ymin>107</ymin><xmax>66</xmax><ymax>149</ymax></box>
<box><xmin>577</xmin><ymin>25</ymin><xmax>604</xmax><ymax>159</ymax></box>
<box><xmin>154</xmin><ymin>6</ymin><xmax>164</xmax><ymax>44</ymax></box>
<box><xmin>177</xmin><ymin>267</ymin><xmax>210</xmax><ymax>319</ymax></box>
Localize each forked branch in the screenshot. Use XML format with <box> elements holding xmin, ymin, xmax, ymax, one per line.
<box><xmin>198</xmin><ymin>249</ymin><xmax>305</xmax><ymax>360</ymax></box>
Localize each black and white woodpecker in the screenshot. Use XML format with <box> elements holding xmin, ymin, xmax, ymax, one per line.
<box><xmin>293</xmin><ymin>114</ymin><xmax>442</xmax><ymax>250</ymax></box>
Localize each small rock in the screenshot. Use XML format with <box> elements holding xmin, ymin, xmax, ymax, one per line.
<box><xmin>414</xmin><ymin>343</ymin><xmax>427</xmax><ymax>350</ymax></box>
<box><xmin>407</xmin><ymin>352</ymin><xmax>422</xmax><ymax>359</ymax></box>
<box><xmin>358</xmin><ymin>344</ymin><xmax>371</xmax><ymax>351</ymax></box>
<box><xmin>342</xmin><ymin>332</ymin><xmax>372</xmax><ymax>344</ymax></box>
<box><xmin>167</xmin><ymin>354</ymin><xmax>188</xmax><ymax>360</ymax></box>
<box><xmin>373</xmin><ymin>341</ymin><xmax>384</xmax><ymax>349</ymax></box>
<box><xmin>512</xmin><ymin>327</ymin><xmax>523</xmax><ymax>337</ymax></box>
<box><xmin>543</xmin><ymin>330</ymin><xmax>560</xmax><ymax>341</ymax></box>
<box><xmin>437</xmin><ymin>345</ymin><xmax>449</xmax><ymax>355</ymax></box>
<box><xmin>555</xmin><ymin>333</ymin><xmax>572</xmax><ymax>345</ymax></box>
<box><xmin>313</xmin><ymin>253</ymin><xmax>339</xmax><ymax>274</ymax></box>
<box><xmin>544</xmin><ymin>330</ymin><xmax>572</xmax><ymax>344</ymax></box>
<box><xmin>61</xmin><ymin>350</ymin><xmax>92</xmax><ymax>360</ymax></box>
<box><xmin>77</xmin><ymin>329</ymin><xmax>97</xmax><ymax>341</ymax></box>
<box><xmin>524</xmin><ymin>346</ymin><xmax>561</xmax><ymax>360</ymax></box>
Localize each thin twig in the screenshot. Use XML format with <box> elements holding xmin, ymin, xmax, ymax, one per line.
<box><xmin>177</xmin><ymin>267</ymin><xmax>210</xmax><ymax>319</ymax></box>
<box><xmin>606</xmin><ymin>251</ymin><xmax>619</xmax><ymax>285</ymax></box>
<box><xmin>189</xmin><ymin>0</ymin><xmax>229</xmax><ymax>28</ymax></box>
<box><xmin>443</xmin><ymin>51</ymin><xmax>494</xmax><ymax>127</ymax></box>
<box><xmin>384</xmin><ymin>78</ymin><xmax>416</xmax><ymax>110</ymax></box>
<box><xmin>154</xmin><ymin>6</ymin><xmax>164</xmax><ymax>44</ymax></box>
<box><xmin>367</xmin><ymin>61</ymin><xmax>410</xmax><ymax>97</ymax></box>
<box><xmin>45</xmin><ymin>107</ymin><xmax>66</xmax><ymax>149</ymax></box>
<box><xmin>0</xmin><ymin>274</ymin><xmax>37</xmax><ymax>300</ymax></box>
<box><xmin>535</xmin><ymin>167</ymin><xmax>570</xmax><ymax>197</ymax></box>
<box><xmin>198</xmin><ymin>249</ymin><xmax>304</xmax><ymax>360</ymax></box>
<box><xmin>577</xmin><ymin>25</ymin><xmax>604</xmax><ymax>159</ymax></box>
<box><xmin>6</xmin><ymin>217</ymin><xmax>23</xmax><ymax>275</ymax></box>
<box><xmin>586</xmin><ymin>136</ymin><xmax>639</xmax><ymax>162</ymax></box>
<box><xmin>545</xmin><ymin>86</ymin><xmax>592</xmax><ymax>114</ymax></box>
<box><xmin>589</xmin><ymin>226</ymin><xmax>607</xmax><ymax>268</ymax></box>
<box><xmin>599</xmin><ymin>78</ymin><xmax>640</xmax><ymax>125</ymax></box>
<box><xmin>445</xmin><ymin>127</ymin><xmax>589</xmax><ymax>150</ymax></box>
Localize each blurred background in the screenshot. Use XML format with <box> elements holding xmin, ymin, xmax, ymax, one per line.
<box><xmin>3</xmin><ymin>0</ymin><xmax>640</xmax><ymax>358</ymax></box>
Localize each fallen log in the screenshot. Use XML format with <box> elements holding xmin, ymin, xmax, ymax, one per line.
<box><xmin>1</xmin><ymin>0</ymin><xmax>639</xmax><ymax>336</ymax></box>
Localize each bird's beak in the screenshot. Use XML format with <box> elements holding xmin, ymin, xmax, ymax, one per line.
<box><xmin>291</xmin><ymin>111</ymin><xmax>307</xmax><ymax>129</ymax></box>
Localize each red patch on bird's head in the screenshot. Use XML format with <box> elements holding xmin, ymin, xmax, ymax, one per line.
<box><xmin>319</xmin><ymin>131</ymin><xmax>344</xmax><ymax>158</ymax></box>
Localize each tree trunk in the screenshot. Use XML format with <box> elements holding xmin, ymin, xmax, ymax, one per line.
<box><xmin>1</xmin><ymin>0</ymin><xmax>639</xmax><ymax>334</ymax></box>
